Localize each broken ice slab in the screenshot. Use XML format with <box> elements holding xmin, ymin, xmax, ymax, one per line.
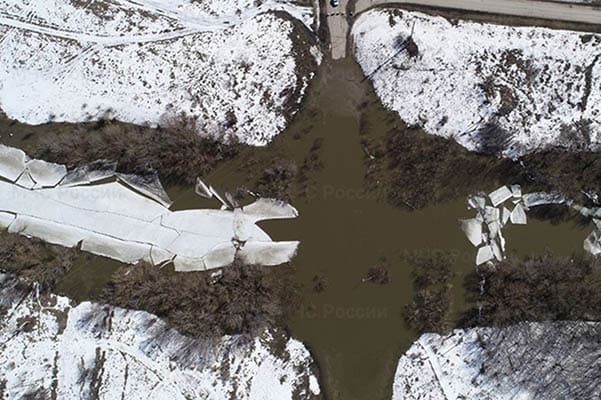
<box><xmin>210</xmin><ymin>185</ymin><xmax>231</xmax><ymax>209</ymax></box>
<box><xmin>510</xmin><ymin>203</ymin><xmax>527</xmax><ymax>225</ymax></box>
<box><xmin>117</xmin><ymin>172</ymin><xmax>172</xmax><ymax>208</ymax></box>
<box><xmin>237</xmin><ymin>241</ymin><xmax>299</xmax><ymax>266</ymax></box>
<box><xmin>522</xmin><ymin>192</ymin><xmax>566</xmax><ymax>208</ymax></box>
<box><xmin>483</xmin><ymin>206</ymin><xmax>500</xmax><ymax>224</ymax></box>
<box><xmin>510</xmin><ymin>184</ymin><xmax>522</xmax><ymax>199</ymax></box>
<box><xmin>8</xmin><ymin>215</ymin><xmax>90</xmax><ymax>248</ymax></box>
<box><xmin>489</xmin><ymin>186</ymin><xmax>513</xmax><ymax>207</ymax></box>
<box><xmin>467</xmin><ymin>194</ymin><xmax>486</xmax><ymax>210</ymax></box>
<box><xmin>0</xmin><ymin>212</ymin><xmax>15</xmax><ymax>229</ymax></box>
<box><xmin>243</xmin><ymin>198</ymin><xmax>299</xmax><ymax>222</ymax></box>
<box><xmin>15</xmin><ymin>171</ymin><xmax>36</xmax><ymax>189</ymax></box>
<box><xmin>0</xmin><ymin>144</ymin><xmax>28</xmax><ymax>182</ymax></box>
<box><xmin>27</xmin><ymin>159</ymin><xmax>67</xmax><ymax>188</ymax></box>
<box><xmin>476</xmin><ymin>245</ymin><xmax>495</xmax><ymax>265</ymax></box>
<box><xmin>487</xmin><ymin>220</ymin><xmax>501</xmax><ymax>239</ymax></box>
<box><xmin>81</xmin><ymin>234</ymin><xmax>153</xmax><ymax>265</ymax></box>
<box><xmin>195</xmin><ymin>177</ymin><xmax>212</xmax><ymax>199</ymax></box>
<box><xmin>59</xmin><ymin>160</ymin><xmax>117</xmax><ymax>187</ymax></box>
<box><xmin>501</xmin><ymin>206</ymin><xmax>511</xmax><ymax>226</ymax></box>
<box><xmin>460</xmin><ymin>218</ymin><xmax>483</xmax><ymax>247</ymax></box>
<box><xmin>584</xmin><ymin>230</ymin><xmax>601</xmax><ymax>255</ymax></box>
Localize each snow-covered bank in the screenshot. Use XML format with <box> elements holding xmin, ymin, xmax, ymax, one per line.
<box><xmin>0</xmin><ymin>273</ymin><xmax>321</xmax><ymax>399</ymax></box>
<box><xmin>352</xmin><ymin>9</ymin><xmax>601</xmax><ymax>157</ymax></box>
<box><xmin>393</xmin><ymin>321</ymin><xmax>601</xmax><ymax>399</ymax></box>
<box><xmin>0</xmin><ymin>0</ymin><xmax>321</xmax><ymax>145</ymax></box>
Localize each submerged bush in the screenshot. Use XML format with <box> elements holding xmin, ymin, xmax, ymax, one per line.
<box><xmin>460</xmin><ymin>253</ymin><xmax>601</xmax><ymax>327</ymax></box>
<box><xmin>0</xmin><ymin>233</ymin><xmax>78</xmax><ymax>290</ymax></box>
<box><xmin>102</xmin><ymin>262</ymin><xmax>298</xmax><ymax>339</ymax></box>
<box><xmin>402</xmin><ymin>252</ymin><xmax>456</xmax><ymax>333</ymax></box>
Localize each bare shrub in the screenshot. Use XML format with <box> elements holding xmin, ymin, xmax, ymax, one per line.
<box><xmin>402</xmin><ymin>252</ymin><xmax>456</xmax><ymax>333</ymax></box>
<box><xmin>102</xmin><ymin>262</ymin><xmax>298</xmax><ymax>339</ymax></box>
<box><xmin>460</xmin><ymin>253</ymin><xmax>601</xmax><ymax>327</ymax></box>
<box><xmin>31</xmin><ymin>117</ymin><xmax>240</xmax><ymax>185</ymax></box>
<box><xmin>0</xmin><ymin>233</ymin><xmax>78</xmax><ymax>290</ymax></box>
<box><xmin>255</xmin><ymin>159</ymin><xmax>298</xmax><ymax>201</ymax></box>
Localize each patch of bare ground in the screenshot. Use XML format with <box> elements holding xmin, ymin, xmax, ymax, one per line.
<box><xmin>402</xmin><ymin>252</ymin><xmax>456</xmax><ymax>334</ymax></box>
<box><xmin>101</xmin><ymin>262</ymin><xmax>299</xmax><ymax>339</ymax></box>
<box><xmin>460</xmin><ymin>253</ymin><xmax>601</xmax><ymax>327</ymax></box>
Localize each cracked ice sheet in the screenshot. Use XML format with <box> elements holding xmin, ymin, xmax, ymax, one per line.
<box><xmin>0</xmin><ymin>156</ymin><xmax>299</xmax><ymax>269</ymax></box>
<box><xmin>352</xmin><ymin>10</ymin><xmax>601</xmax><ymax>157</ymax></box>
<box><xmin>0</xmin><ymin>0</ymin><xmax>321</xmax><ymax>146</ymax></box>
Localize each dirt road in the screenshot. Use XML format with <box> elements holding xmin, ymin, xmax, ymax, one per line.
<box><xmin>326</xmin><ymin>0</ymin><xmax>601</xmax><ymax>59</ymax></box>
<box><xmin>354</xmin><ymin>0</ymin><xmax>601</xmax><ymax>24</ymax></box>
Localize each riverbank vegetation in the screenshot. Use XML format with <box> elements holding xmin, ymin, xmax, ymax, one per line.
<box><xmin>102</xmin><ymin>262</ymin><xmax>298</xmax><ymax>339</ymax></box>
<box><xmin>460</xmin><ymin>253</ymin><xmax>601</xmax><ymax>327</ymax></box>
<box><xmin>402</xmin><ymin>252</ymin><xmax>456</xmax><ymax>333</ymax></box>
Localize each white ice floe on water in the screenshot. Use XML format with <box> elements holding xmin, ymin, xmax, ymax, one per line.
<box><xmin>462</xmin><ymin>185</ymin><xmax>538</xmax><ymax>265</ymax></box>
<box><xmin>352</xmin><ymin>9</ymin><xmax>601</xmax><ymax>157</ymax></box>
<box><xmin>0</xmin><ymin>275</ymin><xmax>321</xmax><ymax>400</ymax></box>
<box><xmin>392</xmin><ymin>321</ymin><xmax>601</xmax><ymax>400</ymax></box>
<box><xmin>0</xmin><ymin>0</ymin><xmax>321</xmax><ymax>146</ymax></box>
<box><xmin>0</xmin><ymin>145</ymin><xmax>300</xmax><ymax>271</ymax></box>
<box><xmin>461</xmin><ymin>184</ymin><xmax>601</xmax><ymax>262</ymax></box>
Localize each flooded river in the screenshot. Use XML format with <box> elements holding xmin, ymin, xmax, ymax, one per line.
<box><xmin>190</xmin><ymin>58</ymin><xmax>589</xmax><ymax>400</ymax></box>
<box><xmin>0</xmin><ymin>57</ymin><xmax>590</xmax><ymax>399</ymax></box>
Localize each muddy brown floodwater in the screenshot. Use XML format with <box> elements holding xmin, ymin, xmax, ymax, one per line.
<box><xmin>188</xmin><ymin>58</ymin><xmax>589</xmax><ymax>400</ymax></box>
<box><xmin>0</xmin><ymin>56</ymin><xmax>590</xmax><ymax>400</ymax></box>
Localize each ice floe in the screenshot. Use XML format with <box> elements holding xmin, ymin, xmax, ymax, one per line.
<box><xmin>463</xmin><ymin>184</ymin><xmax>601</xmax><ymax>262</ymax></box>
<box><xmin>462</xmin><ymin>185</ymin><xmax>561</xmax><ymax>265</ymax></box>
<box><xmin>0</xmin><ymin>145</ymin><xmax>300</xmax><ymax>271</ymax></box>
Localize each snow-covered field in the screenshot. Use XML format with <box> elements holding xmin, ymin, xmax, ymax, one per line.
<box><xmin>352</xmin><ymin>9</ymin><xmax>601</xmax><ymax>157</ymax></box>
<box><xmin>0</xmin><ymin>273</ymin><xmax>321</xmax><ymax>399</ymax></box>
<box><xmin>0</xmin><ymin>0</ymin><xmax>321</xmax><ymax>145</ymax></box>
<box><xmin>393</xmin><ymin>321</ymin><xmax>601</xmax><ymax>399</ymax></box>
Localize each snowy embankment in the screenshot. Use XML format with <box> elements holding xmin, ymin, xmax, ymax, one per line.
<box><xmin>0</xmin><ymin>273</ymin><xmax>321</xmax><ymax>399</ymax></box>
<box><xmin>393</xmin><ymin>321</ymin><xmax>601</xmax><ymax>399</ymax></box>
<box><xmin>352</xmin><ymin>9</ymin><xmax>601</xmax><ymax>157</ymax></box>
<box><xmin>0</xmin><ymin>0</ymin><xmax>321</xmax><ymax>145</ymax></box>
